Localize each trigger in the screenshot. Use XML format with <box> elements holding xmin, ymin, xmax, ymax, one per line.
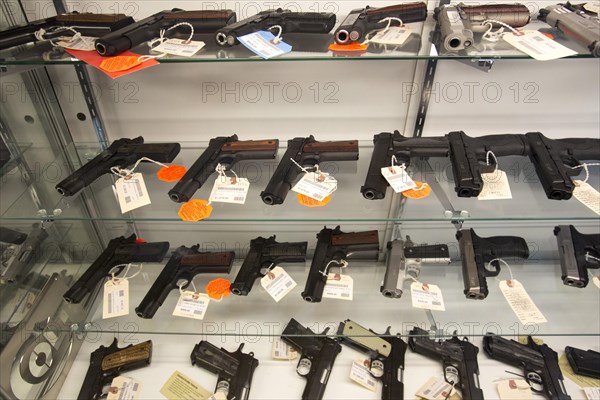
<box><xmin>486</xmin><ymin>260</ymin><xmax>501</xmax><ymax>277</ymax></box>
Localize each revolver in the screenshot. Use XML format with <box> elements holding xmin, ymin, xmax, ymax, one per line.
<box><xmin>95</xmin><ymin>9</ymin><xmax>236</xmax><ymax>56</ymax></box>
<box><xmin>337</xmin><ymin>320</ymin><xmax>407</xmax><ymax>400</ymax></box>
<box><xmin>539</xmin><ymin>3</ymin><xmax>600</xmax><ymax>57</ymax></box>
<box><xmin>77</xmin><ymin>338</ymin><xmax>152</xmax><ymax>400</ymax></box>
<box><xmin>457</xmin><ymin>228</ymin><xmax>529</xmax><ymax>300</ymax></box>
<box><xmin>215</xmin><ymin>8</ymin><xmax>336</xmax><ymax>47</ymax></box>
<box><xmin>554</xmin><ymin>225</ymin><xmax>599</xmax><ymax>288</ymax></box>
<box><xmin>564</xmin><ymin>346</ymin><xmax>600</xmax><ymax>378</ymax></box>
<box><xmin>191</xmin><ymin>341</ymin><xmax>259</xmax><ymax>400</ymax></box>
<box><xmin>483</xmin><ymin>334</ymin><xmax>571</xmax><ymax>400</ymax></box>
<box><xmin>230</xmin><ymin>235</ymin><xmax>307</xmax><ymax>296</ymax></box>
<box><xmin>281</xmin><ymin>318</ymin><xmax>342</xmax><ymax>400</ymax></box>
<box><xmin>302</xmin><ymin>226</ymin><xmax>379</xmax><ymax>303</ymax></box>
<box><xmin>136</xmin><ymin>245</ymin><xmax>234</xmax><ymax>318</ymax></box>
<box><xmin>1</xmin><ymin>224</ymin><xmax>48</xmax><ymax>284</ymax></box>
<box><xmin>168</xmin><ymin>135</ymin><xmax>278</xmax><ymax>203</ymax></box>
<box><xmin>63</xmin><ymin>234</ymin><xmax>169</xmax><ymax>304</ymax></box>
<box><xmin>260</xmin><ymin>136</ymin><xmax>359</xmax><ymax>205</ymax></box>
<box><xmin>335</xmin><ymin>2</ymin><xmax>427</xmax><ymax>45</ymax></box>
<box><xmin>408</xmin><ymin>327</ymin><xmax>484</xmax><ymax>400</ymax></box>
<box><xmin>56</xmin><ymin>136</ymin><xmax>181</xmax><ymax>197</ymax></box>
<box><xmin>381</xmin><ymin>237</ymin><xmax>450</xmax><ymax>299</ymax></box>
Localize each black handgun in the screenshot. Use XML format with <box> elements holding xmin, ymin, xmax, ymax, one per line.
<box><xmin>191</xmin><ymin>341</ymin><xmax>259</xmax><ymax>400</ymax></box>
<box><xmin>215</xmin><ymin>8</ymin><xmax>336</xmax><ymax>46</ymax></box>
<box><xmin>260</xmin><ymin>136</ymin><xmax>359</xmax><ymax>205</ymax></box>
<box><xmin>408</xmin><ymin>327</ymin><xmax>484</xmax><ymax>400</ymax></box>
<box><xmin>230</xmin><ymin>236</ymin><xmax>307</xmax><ymax>296</ymax></box>
<box><xmin>302</xmin><ymin>226</ymin><xmax>379</xmax><ymax>303</ymax></box>
<box><xmin>168</xmin><ymin>135</ymin><xmax>278</xmax><ymax>203</ymax></box>
<box><xmin>483</xmin><ymin>334</ymin><xmax>572</xmax><ymax>400</ymax></box>
<box><xmin>77</xmin><ymin>338</ymin><xmax>152</xmax><ymax>400</ymax></box>
<box><xmin>0</xmin><ymin>224</ymin><xmax>48</xmax><ymax>284</ymax></box>
<box><xmin>95</xmin><ymin>9</ymin><xmax>236</xmax><ymax>56</ymax></box>
<box><xmin>457</xmin><ymin>228</ymin><xmax>529</xmax><ymax>300</ymax></box>
<box><xmin>135</xmin><ymin>245</ymin><xmax>234</xmax><ymax>318</ymax></box>
<box><xmin>0</xmin><ymin>12</ymin><xmax>134</xmax><ymax>52</ymax></box>
<box><xmin>56</xmin><ymin>136</ymin><xmax>180</xmax><ymax>197</ymax></box>
<box><xmin>335</xmin><ymin>2</ymin><xmax>427</xmax><ymax>45</ymax></box>
<box><xmin>281</xmin><ymin>318</ymin><xmax>342</xmax><ymax>400</ymax></box>
<box><xmin>553</xmin><ymin>225</ymin><xmax>599</xmax><ymax>288</ymax></box>
<box><xmin>539</xmin><ymin>3</ymin><xmax>600</xmax><ymax>57</ymax></box>
<box><xmin>565</xmin><ymin>346</ymin><xmax>600</xmax><ymax>378</ymax></box>
<box><xmin>338</xmin><ymin>320</ymin><xmax>407</xmax><ymax>400</ymax></box>
<box><xmin>63</xmin><ymin>234</ymin><xmax>169</xmax><ymax>304</ymax></box>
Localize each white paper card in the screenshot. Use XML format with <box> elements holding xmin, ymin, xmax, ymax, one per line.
<box><xmin>103</xmin><ymin>279</ymin><xmax>129</xmax><ymax>319</ymax></box>
<box><xmin>573</xmin><ymin>180</ymin><xmax>600</xmax><ymax>215</ymax></box>
<box><xmin>350</xmin><ymin>358</ymin><xmax>377</xmax><ymax>392</ymax></box>
<box><xmin>107</xmin><ymin>376</ymin><xmax>142</xmax><ymax>400</ymax></box>
<box><xmin>584</xmin><ymin>387</ymin><xmax>600</xmax><ymax>400</ymax></box>
<box><xmin>153</xmin><ymin>38</ymin><xmax>205</xmax><ymax>57</ymax></box>
<box><xmin>260</xmin><ymin>266</ymin><xmax>297</xmax><ymax>302</ymax></box>
<box><xmin>172</xmin><ymin>291</ymin><xmax>210</xmax><ymax>320</ymax></box>
<box><xmin>115</xmin><ymin>173</ymin><xmax>151</xmax><ymax>213</ymax></box>
<box><xmin>410</xmin><ymin>282</ymin><xmax>446</xmax><ymax>311</ymax></box>
<box><xmin>292</xmin><ymin>172</ymin><xmax>337</xmax><ymax>201</ymax></box>
<box><xmin>415</xmin><ymin>376</ymin><xmax>459</xmax><ymax>400</ymax></box>
<box><xmin>502</xmin><ymin>30</ymin><xmax>577</xmax><ymax>61</ymax></box>
<box><xmin>208</xmin><ymin>394</ymin><xmax>227</xmax><ymax>400</ymax></box>
<box><xmin>500</xmin><ymin>279</ymin><xmax>547</xmax><ymax>325</ymax></box>
<box><xmin>497</xmin><ymin>379</ymin><xmax>532</xmax><ymax>400</ymax></box>
<box><xmin>584</xmin><ymin>2</ymin><xmax>600</xmax><ymax>13</ymax></box>
<box><xmin>381</xmin><ymin>166</ymin><xmax>417</xmax><ymax>193</ymax></box>
<box><xmin>271</xmin><ymin>337</ymin><xmax>298</xmax><ymax>360</ymax></box>
<box><xmin>369</xmin><ymin>26</ymin><xmax>412</xmax><ymax>46</ymax></box>
<box><xmin>56</xmin><ymin>36</ymin><xmax>98</xmax><ymax>51</ymax></box>
<box><xmin>209</xmin><ymin>176</ymin><xmax>250</xmax><ymax>204</ymax></box>
<box><xmin>323</xmin><ymin>273</ymin><xmax>353</xmax><ymax>300</ymax></box>
<box><xmin>478</xmin><ymin>169</ymin><xmax>512</xmax><ymax>200</ymax></box>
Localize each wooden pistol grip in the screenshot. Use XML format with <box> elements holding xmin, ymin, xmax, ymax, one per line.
<box><xmin>222</xmin><ymin>139</ymin><xmax>279</xmax><ymax>152</ymax></box>
<box><xmin>332</xmin><ymin>230</ymin><xmax>379</xmax><ymax>246</ymax></box>
<box><xmin>366</xmin><ymin>2</ymin><xmax>426</xmax><ymax>15</ymax></box>
<box><xmin>56</xmin><ymin>13</ymin><xmax>128</xmax><ymax>23</ymax></box>
<box><xmin>303</xmin><ymin>140</ymin><xmax>359</xmax><ymax>152</ymax></box>
<box><xmin>101</xmin><ymin>341</ymin><xmax>152</xmax><ymax>371</ymax></box>
<box><xmin>165</xmin><ymin>10</ymin><xmax>234</xmax><ymax>20</ymax></box>
<box><xmin>181</xmin><ymin>251</ymin><xmax>235</xmax><ymax>267</ymax></box>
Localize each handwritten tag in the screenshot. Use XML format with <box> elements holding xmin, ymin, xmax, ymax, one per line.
<box><xmin>292</xmin><ymin>172</ymin><xmax>337</xmax><ymax>201</ymax></box>
<box><xmin>499</xmin><ymin>279</ymin><xmax>547</xmax><ymax>325</ymax></box>
<box><xmin>56</xmin><ymin>36</ymin><xmax>98</xmax><ymax>51</ymax></box>
<box><xmin>584</xmin><ymin>387</ymin><xmax>600</xmax><ymax>400</ymax></box>
<box><xmin>172</xmin><ymin>291</ymin><xmax>210</xmax><ymax>320</ymax></box>
<box><xmin>100</xmin><ymin>56</ymin><xmax>143</xmax><ymax>72</ymax></box>
<box><xmin>503</xmin><ymin>30</ymin><xmax>577</xmax><ymax>61</ymax></box>
<box><xmin>107</xmin><ymin>376</ymin><xmax>142</xmax><ymax>400</ymax></box>
<box><xmin>410</xmin><ymin>282</ymin><xmax>445</xmax><ymax>311</ymax></box>
<box><xmin>260</xmin><ymin>266</ymin><xmax>297</xmax><ymax>302</ymax></box>
<box><xmin>323</xmin><ymin>273</ymin><xmax>353</xmax><ymax>300</ymax></box>
<box><xmin>103</xmin><ymin>279</ymin><xmax>129</xmax><ymax>319</ymax></box>
<box><xmin>381</xmin><ymin>165</ymin><xmax>417</xmax><ymax>193</ymax></box>
<box><xmin>497</xmin><ymin>379</ymin><xmax>532</xmax><ymax>400</ymax></box>
<box><xmin>272</xmin><ymin>337</ymin><xmax>298</xmax><ymax>360</ymax></box>
<box><xmin>415</xmin><ymin>376</ymin><xmax>461</xmax><ymax>400</ymax></box>
<box><xmin>160</xmin><ymin>371</ymin><xmax>213</xmax><ymax>400</ymax></box>
<box><xmin>115</xmin><ymin>173</ymin><xmax>151</xmax><ymax>213</ymax></box>
<box><xmin>153</xmin><ymin>39</ymin><xmax>205</xmax><ymax>57</ymax></box>
<box><xmin>369</xmin><ymin>26</ymin><xmax>412</xmax><ymax>46</ymax></box>
<box><xmin>478</xmin><ymin>169</ymin><xmax>512</xmax><ymax>200</ymax></box>
<box><xmin>350</xmin><ymin>358</ymin><xmax>377</xmax><ymax>391</ymax></box>
<box><xmin>178</xmin><ymin>199</ymin><xmax>213</xmax><ymax>222</ymax></box>
<box><xmin>209</xmin><ymin>176</ymin><xmax>250</xmax><ymax>204</ymax></box>
<box><xmin>238</xmin><ymin>31</ymin><xmax>292</xmax><ymax>59</ymax></box>
<box><xmin>573</xmin><ymin>180</ymin><xmax>600</xmax><ymax>215</ymax></box>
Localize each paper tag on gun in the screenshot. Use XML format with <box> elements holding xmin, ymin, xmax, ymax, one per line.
<box><xmin>497</xmin><ymin>379</ymin><xmax>532</xmax><ymax>400</ymax></box>
<box><xmin>272</xmin><ymin>337</ymin><xmax>298</xmax><ymax>360</ymax></box>
<box><xmin>114</xmin><ymin>173</ymin><xmax>151</xmax><ymax>213</ymax></box>
<box><xmin>502</xmin><ymin>30</ymin><xmax>577</xmax><ymax>61</ymax></box>
<box><xmin>153</xmin><ymin>38</ymin><xmax>205</xmax><ymax>57</ymax></box>
<box><xmin>573</xmin><ymin>180</ymin><xmax>600</xmax><ymax>215</ymax></box>
<box><xmin>103</xmin><ymin>279</ymin><xmax>129</xmax><ymax>319</ymax></box>
<box><xmin>410</xmin><ymin>282</ymin><xmax>445</xmax><ymax>311</ymax></box>
<box><xmin>56</xmin><ymin>36</ymin><xmax>98</xmax><ymax>51</ymax></box>
<box><xmin>415</xmin><ymin>376</ymin><xmax>461</xmax><ymax>400</ymax></box>
<box><xmin>172</xmin><ymin>291</ymin><xmax>210</xmax><ymax>320</ymax></box>
<box><xmin>292</xmin><ymin>172</ymin><xmax>337</xmax><ymax>201</ymax></box>
<box><xmin>260</xmin><ymin>266</ymin><xmax>297</xmax><ymax>302</ymax></box>
<box><xmin>323</xmin><ymin>273</ymin><xmax>353</xmax><ymax>300</ymax></box>
<box><xmin>209</xmin><ymin>176</ymin><xmax>250</xmax><ymax>204</ymax></box>
<box><xmin>478</xmin><ymin>169</ymin><xmax>512</xmax><ymax>200</ymax></box>
<box><xmin>238</xmin><ymin>31</ymin><xmax>292</xmax><ymax>59</ymax></box>
<box><xmin>369</xmin><ymin>26</ymin><xmax>412</xmax><ymax>46</ymax></box>
<box><xmin>381</xmin><ymin>165</ymin><xmax>417</xmax><ymax>193</ymax></box>
<box><xmin>107</xmin><ymin>376</ymin><xmax>142</xmax><ymax>400</ymax></box>
<box><xmin>500</xmin><ymin>279</ymin><xmax>547</xmax><ymax>325</ymax></box>
<box><xmin>350</xmin><ymin>358</ymin><xmax>378</xmax><ymax>391</ymax></box>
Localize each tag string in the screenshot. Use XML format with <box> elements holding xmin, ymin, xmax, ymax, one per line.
<box><xmin>320</xmin><ymin>252</ymin><xmax>353</xmax><ymax>276</ymax></box>
<box><xmin>488</xmin><ymin>258</ymin><xmax>514</xmax><ymax>283</ymax></box>
<box><xmin>482</xmin><ymin>19</ymin><xmax>522</xmax><ymax>42</ymax></box>
<box><xmin>362</xmin><ymin>17</ymin><xmax>404</xmax><ymax>44</ymax></box>
<box><xmin>110</xmin><ymin>157</ymin><xmax>168</xmax><ymax>178</ymax></box>
<box><xmin>215</xmin><ymin>163</ymin><xmax>239</xmax><ymax>181</ymax></box>
<box><xmin>410</xmin><ymin>182</ymin><xmax>429</xmax><ymax>191</ymax></box>
<box><xmin>290</xmin><ymin>158</ymin><xmax>312</xmax><ymax>174</ymax></box>
<box><xmin>34</xmin><ymin>26</ymin><xmax>92</xmax><ymax>48</ymax></box>
<box><xmin>111</xmin><ymin>263</ymin><xmax>143</xmax><ymax>284</ymax></box>
<box><xmin>570</xmin><ymin>162</ymin><xmax>599</xmax><ymax>184</ymax></box>
<box><xmin>486</xmin><ymin>150</ymin><xmax>498</xmax><ymax>172</ymax></box>
<box><xmin>139</xmin><ymin>22</ymin><xmax>195</xmax><ymax>62</ymax></box>
<box><xmin>268</xmin><ymin>25</ymin><xmax>283</xmax><ymax>43</ymax></box>
<box><xmin>178</xmin><ymin>280</ymin><xmax>198</xmax><ymax>295</ymax></box>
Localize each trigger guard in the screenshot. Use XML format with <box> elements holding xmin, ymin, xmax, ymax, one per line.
<box><xmin>485</xmin><ymin>260</ymin><xmax>501</xmax><ymax>277</ymax></box>
<box><xmin>525</xmin><ymin>371</ymin><xmax>544</xmax><ymax>393</ymax></box>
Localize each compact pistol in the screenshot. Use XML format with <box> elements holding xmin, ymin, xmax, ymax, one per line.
<box><xmin>554</xmin><ymin>225</ymin><xmax>599</xmax><ymax>288</ymax></box>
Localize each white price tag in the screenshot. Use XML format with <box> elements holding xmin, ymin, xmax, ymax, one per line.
<box><xmin>369</xmin><ymin>26</ymin><xmax>412</xmax><ymax>46</ymax></box>
<box><xmin>172</xmin><ymin>291</ymin><xmax>210</xmax><ymax>320</ymax></box>
<box><xmin>260</xmin><ymin>266</ymin><xmax>297</xmax><ymax>302</ymax></box>
<box><xmin>272</xmin><ymin>337</ymin><xmax>298</xmax><ymax>360</ymax></box>
<box><xmin>209</xmin><ymin>176</ymin><xmax>250</xmax><ymax>204</ymax></box>
<box><xmin>478</xmin><ymin>169</ymin><xmax>512</xmax><ymax>200</ymax></box>
<box><xmin>584</xmin><ymin>2</ymin><xmax>600</xmax><ymax>13</ymax></box>
<box><xmin>573</xmin><ymin>180</ymin><xmax>600</xmax><ymax>215</ymax></box>
<box><xmin>350</xmin><ymin>358</ymin><xmax>378</xmax><ymax>392</ymax></box>
<box><xmin>103</xmin><ymin>279</ymin><xmax>129</xmax><ymax>319</ymax></box>
<box><xmin>208</xmin><ymin>394</ymin><xmax>228</xmax><ymax>400</ymax></box>
<box><xmin>56</xmin><ymin>36</ymin><xmax>98</xmax><ymax>51</ymax></box>
<box><xmin>502</xmin><ymin>30</ymin><xmax>577</xmax><ymax>61</ymax></box>
<box><xmin>153</xmin><ymin>38</ymin><xmax>205</xmax><ymax>57</ymax></box>
<box><xmin>292</xmin><ymin>172</ymin><xmax>337</xmax><ymax>201</ymax></box>
<box><xmin>410</xmin><ymin>282</ymin><xmax>446</xmax><ymax>311</ymax></box>
<box><xmin>415</xmin><ymin>376</ymin><xmax>460</xmax><ymax>400</ymax></box>
<box><xmin>497</xmin><ymin>379</ymin><xmax>532</xmax><ymax>400</ymax></box>
<box><xmin>107</xmin><ymin>376</ymin><xmax>142</xmax><ymax>400</ymax></box>
<box><xmin>115</xmin><ymin>173</ymin><xmax>151</xmax><ymax>213</ymax></box>
<box><xmin>322</xmin><ymin>273</ymin><xmax>353</xmax><ymax>300</ymax></box>
<box><xmin>381</xmin><ymin>166</ymin><xmax>417</xmax><ymax>193</ymax></box>
<box><xmin>499</xmin><ymin>279</ymin><xmax>547</xmax><ymax>325</ymax></box>
<box><xmin>584</xmin><ymin>387</ymin><xmax>600</xmax><ymax>400</ymax></box>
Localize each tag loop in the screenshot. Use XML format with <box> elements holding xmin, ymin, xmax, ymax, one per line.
<box><xmin>489</xmin><ymin>258</ymin><xmax>514</xmax><ymax>283</ymax></box>
<box><xmin>111</xmin><ymin>263</ymin><xmax>143</xmax><ymax>284</ymax></box>
<box><xmin>486</xmin><ymin>150</ymin><xmax>499</xmax><ymax>172</ymax></box>
<box><xmin>267</xmin><ymin>25</ymin><xmax>283</xmax><ymax>43</ymax></box>
<box><xmin>140</xmin><ymin>22</ymin><xmax>195</xmax><ymax>62</ymax></box>
<box><xmin>111</xmin><ymin>156</ymin><xmax>169</xmax><ymax>178</ymax></box>
<box><xmin>570</xmin><ymin>162</ymin><xmax>600</xmax><ymax>184</ymax></box>
<box><xmin>482</xmin><ymin>19</ymin><xmax>522</xmax><ymax>42</ymax></box>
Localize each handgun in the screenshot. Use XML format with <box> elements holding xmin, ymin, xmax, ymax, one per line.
<box><xmin>302</xmin><ymin>226</ymin><xmax>379</xmax><ymax>303</ymax></box>
<box><xmin>260</xmin><ymin>136</ymin><xmax>359</xmax><ymax>205</ymax></box>
<box><xmin>168</xmin><ymin>135</ymin><xmax>278</xmax><ymax>203</ymax></box>
<box><xmin>554</xmin><ymin>225</ymin><xmax>599</xmax><ymax>288</ymax></box>
<box><xmin>95</xmin><ymin>9</ymin><xmax>236</xmax><ymax>56</ymax></box>
<box><xmin>408</xmin><ymin>327</ymin><xmax>484</xmax><ymax>400</ymax></box>
<box><xmin>564</xmin><ymin>346</ymin><xmax>600</xmax><ymax>378</ymax></box>
<box><xmin>381</xmin><ymin>237</ymin><xmax>450</xmax><ymax>298</ymax></box>
<box><xmin>135</xmin><ymin>245</ymin><xmax>234</xmax><ymax>318</ymax></box>
<box><xmin>1</xmin><ymin>223</ymin><xmax>48</xmax><ymax>284</ymax></box>
<box><xmin>191</xmin><ymin>341</ymin><xmax>259</xmax><ymax>400</ymax></box>
<box><xmin>215</xmin><ymin>8</ymin><xmax>336</xmax><ymax>47</ymax></box>
<box><xmin>281</xmin><ymin>318</ymin><xmax>342</xmax><ymax>400</ymax></box>
<box><xmin>434</xmin><ymin>3</ymin><xmax>530</xmax><ymax>52</ymax></box>
<box><xmin>230</xmin><ymin>236</ymin><xmax>307</xmax><ymax>296</ymax></box>
<box><xmin>0</xmin><ymin>12</ymin><xmax>135</xmax><ymax>52</ymax></box>
<box><xmin>538</xmin><ymin>3</ymin><xmax>600</xmax><ymax>57</ymax></box>
<box><xmin>338</xmin><ymin>320</ymin><xmax>407</xmax><ymax>400</ymax></box>
<box><xmin>55</xmin><ymin>136</ymin><xmax>180</xmax><ymax>197</ymax></box>
<box><xmin>77</xmin><ymin>338</ymin><xmax>152</xmax><ymax>400</ymax></box>
<box><xmin>457</xmin><ymin>228</ymin><xmax>529</xmax><ymax>300</ymax></box>
<box><xmin>483</xmin><ymin>334</ymin><xmax>572</xmax><ymax>400</ymax></box>
<box><xmin>63</xmin><ymin>234</ymin><xmax>169</xmax><ymax>304</ymax></box>
<box><xmin>335</xmin><ymin>2</ymin><xmax>427</xmax><ymax>45</ymax></box>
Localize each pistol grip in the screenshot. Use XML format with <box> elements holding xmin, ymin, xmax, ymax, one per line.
<box><xmin>482</xmin><ymin>236</ymin><xmax>530</xmax><ymax>261</ymax></box>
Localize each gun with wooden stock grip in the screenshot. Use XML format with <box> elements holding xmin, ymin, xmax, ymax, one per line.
<box><xmin>63</xmin><ymin>234</ymin><xmax>169</xmax><ymax>304</ymax></box>
<box><xmin>191</xmin><ymin>341</ymin><xmax>259</xmax><ymax>400</ymax></box>
<box><xmin>302</xmin><ymin>226</ymin><xmax>379</xmax><ymax>303</ymax></box>
<box><xmin>0</xmin><ymin>223</ymin><xmax>48</xmax><ymax>284</ymax></box>
<box><xmin>553</xmin><ymin>225</ymin><xmax>599</xmax><ymax>288</ymax></box>
<box><xmin>95</xmin><ymin>9</ymin><xmax>236</xmax><ymax>56</ymax></box>
<box><xmin>169</xmin><ymin>135</ymin><xmax>278</xmax><ymax>203</ymax></box>
<box><xmin>408</xmin><ymin>327</ymin><xmax>484</xmax><ymax>400</ymax></box>
<box><xmin>77</xmin><ymin>339</ymin><xmax>152</xmax><ymax>400</ymax></box>
<box><xmin>564</xmin><ymin>346</ymin><xmax>600</xmax><ymax>378</ymax></box>
<box><xmin>261</xmin><ymin>136</ymin><xmax>359</xmax><ymax>205</ymax></box>
<box><xmin>136</xmin><ymin>245</ymin><xmax>234</xmax><ymax>318</ymax></box>
<box><xmin>483</xmin><ymin>334</ymin><xmax>572</xmax><ymax>400</ymax></box>
<box><xmin>338</xmin><ymin>320</ymin><xmax>407</xmax><ymax>400</ymax></box>
<box><xmin>281</xmin><ymin>318</ymin><xmax>342</xmax><ymax>400</ymax></box>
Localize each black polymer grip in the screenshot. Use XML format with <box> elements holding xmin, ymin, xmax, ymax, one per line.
<box><xmin>565</xmin><ymin>347</ymin><xmax>600</xmax><ymax>378</ymax></box>
<box><xmin>382</xmin><ymin>337</ymin><xmax>407</xmax><ymax>400</ymax></box>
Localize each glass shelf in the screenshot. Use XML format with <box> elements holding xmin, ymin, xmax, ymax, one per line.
<box><xmin>0</xmin><ymin>142</ymin><xmax>32</xmax><ymax>178</ymax></box>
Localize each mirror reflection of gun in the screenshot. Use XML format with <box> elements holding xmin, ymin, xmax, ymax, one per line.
<box><xmin>95</xmin><ymin>9</ymin><xmax>236</xmax><ymax>56</ymax></box>
<box><xmin>338</xmin><ymin>320</ymin><xmax>407</xmax><ymax>400</ymax></box>
<box><xmin>56</xmin><ymin>136</ymin><xmax>181</xmax><ymax>196</ymax></box>
<box><xmin>565</xmin><ymin>346</ymin><xmax>600</xmax><ymax>378</ymax></box>
<box><xmin>191</xmin><ymin>341</ymin><xmax>259</xmax><ymax>400</ymax></box>
<box><xmin>169</xmin><ymin>135</ymin><xmax>278</xmax><ymax>203</ymax></box>
<box><xmin>538</xmin><ymin>4</ymin><xmax>600</xmax><ymax>57</ymax></box>
<box><xmin>408</xmin><ymin>327</ymin><xmax>484</xmax><ymax>400</ymax></box>
<box><xmin>553</xmin><ymin>225</ymin><xmax>599</xmax><ymax>288</ymax></box>
<box><xmin>483</xmin><ymin>334</ymin><xmax>572</xmax><ymax>400</ymax></box>
<box><xmin>281</xmin><ymin>318</ymin><xmax>342</xmax><ymax>400</ymax></box>
<box><xmin>1</xmin><ymin>224</ymin><xmax>48</xmax><ymax>284</ymax></box>
<box><xmin>215</xmin><ymin>8</ymin><xmax>336</xmax><ymax>46</ymax></box>
<box><xmin>77</xmin><ymin>339</ymin><xmax>152</xmax><ymax>400</ymax></box>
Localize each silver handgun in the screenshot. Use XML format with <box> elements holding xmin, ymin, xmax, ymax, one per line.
<box><xmin>539</xmin><ymin>4</ymin><xmax>600</xmax><ymax>57</ymax></box>
<box><xmin>1</xmin><ymin>224</ymin><xmax>48</xmax><ymax>284</ymax></box>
